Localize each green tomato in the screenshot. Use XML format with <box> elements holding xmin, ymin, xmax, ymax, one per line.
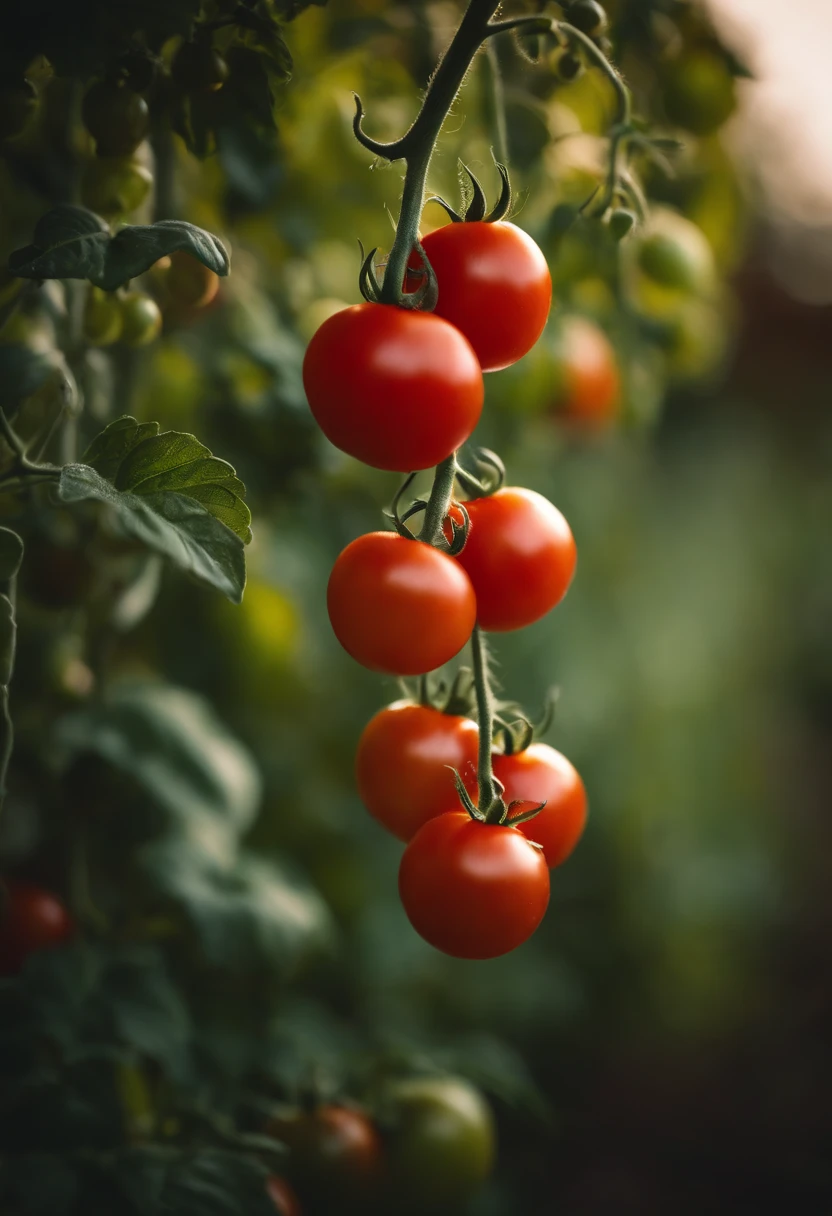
<box><xmin>81</xmin><ymin>155</ymin><xmax>152</xmax><ymax>217</ymax></box>
<box><xmin>636</xmin><ymin>208</ymin><xmax>715</xmax><ymax>296</ymax></box>
<box><xmin>120</xmin><ymin>292</ymin><xmax>162</xmax><ymax>347</ymax></box>
<box><xmin>382</xmin><ymin>1076</ymin><xmax>495</xmax><ymax>1212</ymax></box>
<box><xmin>664</xmin><ymin>49</ymin><xmax>737</xmax><ymax>136</ymax></box>
<box><xmin>172</xmin><ymin>39</ymin><xmax>229</xmax><ymax>93</ymax></box>
<box><xmin>82</xmin><ymin>80</ymin><xmax>149</xmax><ymax>156</ymax></box>
<box><xmin>0</xmin><ymin>79</ymin><xmax>38</xmax><ymax>142</ymax></box>
<box><xmin>83</xmin><ymin>287</ymin><xmax>123</xmax><ymax>347</ymax></box>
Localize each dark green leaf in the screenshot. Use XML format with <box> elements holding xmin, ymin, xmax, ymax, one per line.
<box><xmin>55</xmin><ymin>682</ymin><xmax>261</xmax><ymax>842</ymax></box>
<box><xmin>141</xmin><ymin>842</ymin><xmax>331</xmax><ymax>973</ymax></box>
<box><xmin>115</xmin><ymin>1147</ymin><xmax>276</xmax><ymax>1216</ymax></box>
<box><xmin>8</xmin><ymin>206</ymin><xmax>229</xmax><ymax>292</ymax></box>
<box><xmin>0</xmin><ymin>343</ymin><xmax>76</xmax><ymax>411</ymax></box>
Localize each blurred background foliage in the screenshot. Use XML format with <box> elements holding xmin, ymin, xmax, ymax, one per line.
<box><xmin>1</xmin><ymin>1</ymin><xmax>831</xmax><ymax>1213</ymax></box>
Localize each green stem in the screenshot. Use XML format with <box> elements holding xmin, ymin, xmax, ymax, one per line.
<box><xmin>419</xmin><ymin>453</ymin><xmax>457</xmax><ymax>546</ymax></box>
<box><xmin>470</xmin><ymin>623</ymin><xmax>503</xmax><ymax>822</ymax></box>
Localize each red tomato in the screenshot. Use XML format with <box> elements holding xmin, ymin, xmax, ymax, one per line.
<box><xmin>303</xmin><ymin>303</ymin><xmax>483</xmax><ymax>472</ymax></box>
<box><xmin>451</xmin><ymin>488</ymin><xmax>576</xmax><ymax>632</ymax></box>
<box><xmin>328</xmin><ymin>532</ymin><xmax>476</xmax><ymax>675</ymax></box>
<box><xmin>553</xmin><ymin>316</ymin><xmax>620</xmax><ymax>426</ymax></box>
<box><xmin>266</xmin><ymin>1176</ymin><xmax>301</xmax><ymax>1216</ymax></box>
<box><xmin>412</xmin><ymin>222</ymin><xmax>551</xmax><ymax>372</ymax></box>
<box><xmin>493</xmin><ymin>743</ymin><xmax>587</xmax><ymax>867</ymax></box>
<box><xmin>356</xmin><ymin>701</ymin><xmax>479</xmax><ymax>840</ymax></box>
<box><xmin>0</xmin><ymin>882</ymin><xmax>74</xmax><ymax>975</ymax></box>
<box><xmin>267</xmin><ymin>1105</ymin><xmax>381</xmax><ymax>1206</ymax></box>
<box><xmin>398</xmin><ymin>812</ymin><xmax>550</xmax><ymax>959</ymax></box>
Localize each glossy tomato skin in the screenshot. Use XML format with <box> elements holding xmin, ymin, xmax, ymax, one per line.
<box><xmin>399</xmin><ymin>812</ymin><xmax>550</xmax><ymax>959</ymax></box>
<box><xmin>0</xmin><ymin>882</ymin><xmax>74</xmax><ymax>975</ymax></box>
<box><xmin>356</xmin><ymin>701</ymin><xmax>479</xmax><ymax>841</ymax></box>
<box><xmin>303</xmin><ymin>303</ymin><xmax>483</xmax><ymax>472</ymax></box>
<box><xmin>494</xmin><ymin>743</ymin><xmax>587</xmax><ymax>867</ymax></box>
<box><xmin>417</xmin><ymin>222</ymin><xmax>551</xmax><ymax>372</ymax></box>
<box><xmin>453</xmin><ymin>488</ymin><xmax>576</xmax><ymax>632</ymax></box>
<box><xmin>553</xmin><ymin>316</ymin><xmax>620</xmax><ymax>426</ymax></box>
<box><xmin>381</xmin><ymin>1075</ymin><xmax>495</xmax><ymax>1212</ymax></box>
<box><xmin>267</xmin><ymin>1105</ymin><xmax>381</xmax><ymax>1207</ymax></box>
<box><xmin>328</xmin><ymin>533</ymin><xmax>476</xmax><ymax>676</ymax></box>
<box><xmin>265</xmin><ymin>1175</ymin><xmax>302</xmax><ymax>1216</ymax></box>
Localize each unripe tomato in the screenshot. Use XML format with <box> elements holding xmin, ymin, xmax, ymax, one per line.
<box><xmin>82</xmin><ymin>80</ymin><xmax>149</xmax><ymax>156</ymax></box>
<box><xmin>83</xmin><ymin>287</ymin><xmax>123</xmax><ymax>347</ymax></box>
<box><xmin>172</xmin><ymin>40</ymin><xmax>230</xmax><ymax>93</ymax></box>
<box><xmin>636</xmin><ymin>208</ymin><xmax>715</xmax><ymax>295</ymax></box>
<box><xmin>81</xmin><ymin>155</ymin><xmax>153</xmax><ymax>217</ymax></box>
<box><xmin>550</xmin><ymin>316</ymin><xmax>620</xmax><ymax>427</ymax></box>
<box><xmin>0</xmin><ymin>882</ymin><xmax>74</xmax><ymax>975</ymax></box>
<box><xmin>266</xmin><ymin>1175</ymin><xmax>301</xmax><ymax>1216</ymax></box>
<box><xmin>663</xmin><ymin>49</ymin><xmax>737</xmax><ymax>137</ymax></box>
<box><xmin>382</xmin><ymin>1075</ymin><xmax>495</xmax><ymax>1211</ymax></box>
<box><xmin>399</xmin><ymin>811</ymin><xmax>550</xmax><ymax>958</ymax></box>
<box><xmin>494</xmin><ymin>743</ymin><xmax>587</xmax><ymax>867</ymax></box>
<box><xmin>356</xmin><ymin>701</ymin><xmax>479</xmax><ymax>840</ymax></box>
<box><xmin>267</xmin><ymin>1105</ymin><xmax>381</xmax><ymax>1207</ymax></box>
<box><xmin>165</xmin><ymin>251</ymin><xmax>220</xmax><ymax>309</ymax></box>
<box><xmin>451</xmin><ymin>488</ymin><xmax>576</xmax><ymax>632</ymax></box>
<box><xmin>119</xmin><ymin>292</ymin><xmax>162</xmax><ymax>347</ymax></box>
<box><xmin>413</xmin><ymin>221</ymin><xmax>552</xmax><ymax>372</ymax></box>
<box><xmin>327</xmin><ymin>532</ymin><xmax>476</xmax><ymax>675</ymax></box>
<box><xmin>303</xmin><ymin>303</ymin><xmax>483</xmax><ymax>472</ymax></box>
<box><xmin>0</xmin><ymin>79</ymin><xmax>38</xmax><ymax>142</ymax></box>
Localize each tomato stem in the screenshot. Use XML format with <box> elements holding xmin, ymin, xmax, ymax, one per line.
<box><xmin>470</xmin><ymin>623</ymin><xmax>505</xmax><ymax>822</ymax></box>
<box><xmin>419</xmin><ymin>453</ymin><xmax>458</xmax><ymax>547</ymax></box>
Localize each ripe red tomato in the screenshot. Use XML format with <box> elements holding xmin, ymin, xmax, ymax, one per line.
<box><xmin>551</xmin><ymin>316</ymin><xmax>620</xmax><ymax>426</ymax></box>
<box><xmin>398</xmin><ymin>812</ymin><xmax>550</xmax><ymax>958</ymax></box>
<box><xmin>267</xmin><ymin>1105</ymin><xmax>381</xmax><ymax>1206</ymax></box>
<box><xmin>413</xmin><ymin>221</ymin><xmax>552</xmax><ymax>372</ymax></box>
<box><xmin>0</xmin><ymin>882</ymin><xmax>74</xmax><ymax>975</ymax></box>
<box><xmin>327</xmin><ymin>532</ymin><xmax>476</xmax><ymax>675</ymax></box>
<box><xmin>493</xmin><ymin>743</ymin><xmax>587</xmax><ymax>867</ymax></box>
<box><xmin>451</xmin><ymin>488</ymin><xmax>576</xmax><ymax>632</ymax></box>
<box><xmin>356</xmin><ymin>701</ymin><xmax>479</xmax><ymax>840</ymax></box>
<box><xmin>303</xmin><ymin>303</ymin><xmax>483</xmax><ymax>472</ymax></box>
<box><xmin>266</xmin><ymin>1175</ymin><xmax>301</xmax><ymax>1216</ymax></box>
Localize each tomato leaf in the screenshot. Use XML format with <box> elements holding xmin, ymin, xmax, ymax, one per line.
<box><xmin>0</xmin><ymin>343</ymin><xmax>77</xmax><ymax>412</ymax></box>
<box><xmin>8</xmin><ymin>206</ymin><xmax>229</xmax><ymax>292</ymax></box>
<box><xmin>55</xmin><ymin>682</ymin><xmax>262</xmax><ymax>843</ymax></box>
<box><xmin>58</xmin><ymin>416</ymin><xmax>250</xmax><ymax>603</ymax></box>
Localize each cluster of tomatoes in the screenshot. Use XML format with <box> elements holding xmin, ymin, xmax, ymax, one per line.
<box><xmin>303</xmin><ymin>213</ymin><xmax>588</xmax><ymax>961</ymax></box>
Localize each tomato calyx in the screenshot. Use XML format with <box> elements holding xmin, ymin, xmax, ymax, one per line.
<box><xmin>403</xmin><ymin>667</ymin><xmax>477</xmax><ymax>718</ymax></box>
<box><xmin>388</xmin><ymin>469</ymin><xmax>470</xmax><ymax>555</ymax></box>
<box><xmin>359</xmin><ymin>241</ymin><xmax>438</xmax><ymax>311</ymax></box>
<box><xmin>427</xmin><ymin>159</ymin><xmax>512</xmax><ymax>226</ymax></box>
<box><xmin>493</xmin><ymin>685</ymin><xmax>559</xmax><ymax>756</ymax></box>
<box><xmin>449</xmin><ymin>763</ymin><xmax>546</xmax><ymax>829</ymax></box>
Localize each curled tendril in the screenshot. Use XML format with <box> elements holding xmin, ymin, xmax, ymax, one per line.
<box><xmin>352</xmin><ymin>93</ymin><xmax>401</xmax><ymax>160</ymax></box>
<box><xmin>454</xmin><ymin>447</ymin><xmax>506</xmax><ymax>499</ymax></box>
<box><xmin>444</xmin><ymin>501</ymin><xmax>471</xmax><ymax>556</ymax></box>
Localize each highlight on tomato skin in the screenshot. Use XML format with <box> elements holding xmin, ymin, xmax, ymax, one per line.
<box><xmin>494</xmin><ymin>743</ymin><xmax>588</xmax><ymax>868</ymax></box>
<box><xmin>449</xmin><ymin>487</ymin><xmax>577</xmax><ymax>632</ymax></box>
<box><xmin>411</xmin><ymin>220</ymin><xmax>552</xmax><ymax>372</ymax></box>
<box><xmin>356</xmin><ymin>701</ymin><xmax>479</xmax><ymax>842</ymax></box>
<box><xmin>327</xmin><ymin>532</ymin><xmax>477</xmax><ymax>676</ymax></box>
<box><xmin>302</xmin><ymin>302</ymin><xmax>484</xmax><ymax>472</ymax></box>
<box><xmin>398</xmin><ymin>811</ymin><xmax>550</xmax><ymax>960</ymax></box>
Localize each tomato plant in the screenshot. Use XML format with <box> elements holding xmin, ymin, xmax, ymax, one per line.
<box><xmin>0</xmin><ymin>882</ymin><xmax>74</xmax><ymax>975</ymax></box>
<box><xmin>451</xmin><ymin>488</ymin><xmax>577</xmax><ymax>632</ymax></box>
<box><xmin>302</xmin><ymin>303</ymin><xmax>483</xmax><ymax>472</ymax></box>
<box><xmin>550</xmin><ymin>315</ymin><xmax>620</xmax><ymax>426</ymax></box>
<box><xmin>327</xmin><ymin>532</ymin><xmax>476</xmax><ymax>675</ymax></box>
<box><xmin>356</xmin><ymin>701</ymin><xmax>479</xmax><ymax>840</ymax></box>
<box><xmin>399</xmin><ymin>811</ymin><xmax>550</xmax><ymax>959</ymax></box>
<box><xmin>381</xmin><ymin>1075</ymin><xmax>495</xmax><ymax>1210</ymax></box>
<box><xmin>415</xmin><ymin>220</ymin><xmax>552</xmax><ymax>372</ymax></box>
<box><xmin>495</xmin><ymin>743</ymin><xmax>588</xmax><ymax>868</ymax></box>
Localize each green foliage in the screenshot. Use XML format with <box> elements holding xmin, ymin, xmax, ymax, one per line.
<box><xmin>9</xmin><ymin>207</ymin><xmax>230</xmax><ymax>293</ymax></box>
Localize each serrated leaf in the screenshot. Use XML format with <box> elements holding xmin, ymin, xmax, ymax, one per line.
<box><xmin>8</xmin><ymin>206</ymin><xmax>229</xmax><ymax>292</ymax></box>
<box><xmin>141</xmin><ymin>842</ymin><xmax>332</xmax><ymax>974</ymax></box>
<box><xmin>55</xmin><ymin>682</ymin><xmax>261</xmax><ymax>842</ymax></box>
<box><xmin>59</xmin><ymin>465</ymin><xmax>246</xmax><ymax>602</ymax></box>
